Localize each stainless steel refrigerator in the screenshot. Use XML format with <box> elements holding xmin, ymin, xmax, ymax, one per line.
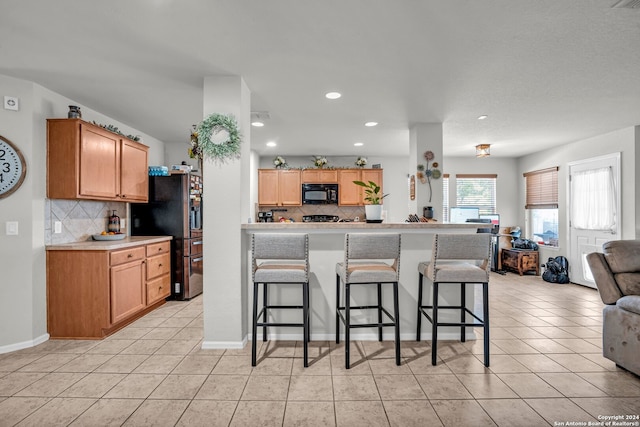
<box><xmin>131</xmin><ymin>173</ymin><xmax>203</xmax><ymax>300</ymax></box>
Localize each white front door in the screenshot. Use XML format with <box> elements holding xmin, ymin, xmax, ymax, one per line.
<box><xmin>568</xmin><ymin>153</ymin><xmax>621</xmax><ymax>288</ymax></box>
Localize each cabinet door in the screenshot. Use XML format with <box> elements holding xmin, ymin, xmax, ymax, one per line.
<box><xmin>360</xmin><ymin>169</ymin><xmax>383</xmax><ymax>205</ymax></box>
<box><xmin>110</xmin><ymin>260</ymin><xmax>145</xmax><ymax>325</ymax></box>
<box><xmin>120</xmin><ymin>139</ymin><xmax>148</xmax><ymax>202</ymax></box>
<box><xmin>320</xmin><ymin>170</ymin><xmax>338</xmax><ymax>183</ymax></box>
<box><xmin>79</xmin><ymin>125</ymin><xmax>119</xmax><ymax>199</ymax></box>
<box><xmin>301</xmin><ymin>170</ymin><xmax>321</xmax><ymax>183</ymax></box>
<box><xmin>338</xmin><ymin>170</ymin><xmax>362</xmax><ymax>206</ymax></box>
<box><xmin>279</xmin><ymin>170</ymin><xmax>301</xmax><ymax>206</ymax></box>
<box><xmin>258</xmin><ymin>170</ymin><xmax>280</xmax><ymax>205</ymax></box>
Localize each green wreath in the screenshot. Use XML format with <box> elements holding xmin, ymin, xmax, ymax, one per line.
<box><xmin>195</xmin><ymin>113</ymin><xmax>242</xmax><ymax>161</ymax></box>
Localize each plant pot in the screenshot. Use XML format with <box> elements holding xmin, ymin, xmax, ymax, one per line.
<box><xmin>365</xmin><ymin>204</ymin><xmax>383</xmax><ymax>221</ymax></box>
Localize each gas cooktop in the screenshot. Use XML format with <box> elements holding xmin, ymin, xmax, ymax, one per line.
<box><xmin>302</xmin><ymin>214</ymin><xmax>339</xmax><ymax>223</ymax></box>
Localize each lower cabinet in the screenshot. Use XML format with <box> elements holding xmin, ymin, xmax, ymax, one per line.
<box><xmin>46</xmin><ymin>238</ymin><xmax>172</xmax><ymax>339</ymax></box>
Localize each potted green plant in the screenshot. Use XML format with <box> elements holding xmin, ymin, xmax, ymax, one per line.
<box><xmin>353</xmin><ymin>180</ymin><xmax>388</xmax><ymax>221</ymax></box>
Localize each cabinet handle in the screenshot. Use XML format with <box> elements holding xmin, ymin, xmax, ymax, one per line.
<box><xmin>122</xmin><ymin>195</ymin><xmax>126</xmax><ymax>198</ymax></box>
<box><xmin>128</xmin><ymin>254</ymin><xmax>133</xmax><ymax>258</ymax></box>
<box><xmin>158</xmin><ymin>247</ymin><xmax>162</xmax><ymax>251</ymax></box>
<box><xmin>158</xmin><ymin>263</ymin><xmax>162</xmax><ymax>267</ymax></box>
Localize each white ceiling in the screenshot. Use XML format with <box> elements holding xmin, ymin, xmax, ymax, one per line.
<box><xmin>1</xmin><ymin>0</ymin><xmax>639</xmax><ymax>158</ymax></box>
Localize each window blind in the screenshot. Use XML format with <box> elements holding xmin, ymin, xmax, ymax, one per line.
<box><xmin>524</xmin><ymin>167</ymin><xmax>558</xmax><ymax>209</ymax></box>
<box><xmin>443</xmin><ymin>174</ymin><xmax>449</xmax><ymax>222</ymax></box>
<box><xmin>455</xmin><ymin>174</ymin><xmax>497</xmax><ymax>215</ymax></box>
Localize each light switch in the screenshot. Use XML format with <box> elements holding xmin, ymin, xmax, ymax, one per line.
<box><xmin>6</xmin><ymin>221</ymin><xmax>18</xmax><ymax>235</ymax></box>
<box><xmin>54</xmin><ymin>221</ymin><xmax>62</xmax><ymax>234</ymax></box>
<box><xmin>120</xmin><ymin>218</ymin><xmax>126</xmax><ymax>229</ymax></box>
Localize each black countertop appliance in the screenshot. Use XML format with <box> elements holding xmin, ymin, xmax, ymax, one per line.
<box><xmin>131</xmin><ymin>173</ymin><xmax>203</xmax><ymax>300</ymax></box>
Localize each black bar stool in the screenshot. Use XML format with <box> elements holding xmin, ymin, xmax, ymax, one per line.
<box><xmin>417</xmin><ymin>233</ymin><xmax>492</xmax><ymax>366</ymax></box>
<box><xmin>251</xmin><ymin>233</ymin><xmax>310</xmax><ymax>367</ymax></box>
<box><xmin>335</xmin><ymin>233</ymin><xmax>401</xmax><ymax>369</ymax></box>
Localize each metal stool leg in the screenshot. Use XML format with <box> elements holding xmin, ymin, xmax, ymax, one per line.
<box><xmin>461</xmin><ymin>282</ymin><xmax>466</xmax><ymax>342</ymax></box>
<box><xmin>303</xmin><ymin>281</ymin><xmax>309</xmax><ymax>368</ymax></box>
<box><xmin>262</xmin><ymin>282</ymin><xmax>268</xmax><ymax>341</ymax></box>
<box><xmin>252</xmin><ymin>282</ymin><xmax>259</xmax><ymax>366</ymax></box>
<box><xmin>335</xmin><ymin>275</ymin><xmax>340</xmax><ymax>344</ymax></box>
<box><xmin>483</xmin><ymin>281</ymin><xmax>490</xmax><ymax>367</ymax></box>
<box><xmin>345</xmin><ymin>283</ymin><xmax>351</xmax><ymax>369</ymax></box>
<box><xmin>393</xmin><ymin>281</ymin><xmax>401</xmax><ymax>366</ymax></box>
<box><xmin>432</xmin><ymin>281</ymin><xmax>439</xmax><ymax>366</ymax></box>
<box><xmin>377</xmin><ymin>283</ymin><xmax>383</xmax><ymax>341</ymax></box>
<box><xmin>417</xmin><ymin>273</ymin><xmax>423</xmax><ymax>341</ymax></box>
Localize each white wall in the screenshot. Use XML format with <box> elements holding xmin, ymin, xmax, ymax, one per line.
<box><xmin>0</xmin><ymin>74</ymin><xmax>167</xmax><ymax>352</ymax></box>
<box><xmin>517</xmin><ymin>126</ymin><xmax>638</xmax><ymax>262</ymax></box>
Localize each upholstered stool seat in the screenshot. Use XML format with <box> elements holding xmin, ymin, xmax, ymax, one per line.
<box><xmin>417</xmin><ymin>233</ymin><xmax>492</xmax><ymax>366</ymax></box>
<box><xmin>335</xmin><ymin>233</ymin><xmax>402</xmax><ymax>369</ymax></box>
<box><xmin>252</xmin><ymin>233</ymin><xmax>310</xmax><ymax>367</ymax></box>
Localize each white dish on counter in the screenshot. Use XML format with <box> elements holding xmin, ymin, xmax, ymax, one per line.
<box><xmin>92</xmin><ymin>233</ymin><xmax>126</xmax><ymax>241</ymax></box>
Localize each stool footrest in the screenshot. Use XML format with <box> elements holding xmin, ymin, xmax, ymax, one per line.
<box><xmin>256</xmin><ymin>322</ymin><xmax>305</xmax><ymax>328</ymax></box>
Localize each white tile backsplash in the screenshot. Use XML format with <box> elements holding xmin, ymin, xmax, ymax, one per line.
<box><xmin>45</xmin><ymin>199</ymin><xmax>128</xmax><ymax>244</ymax></box>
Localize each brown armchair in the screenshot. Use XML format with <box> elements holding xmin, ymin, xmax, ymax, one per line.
<box><xmin>586</xmin><ymin>240</ymin><xmax>640</xmax><ymax>376</ymax></box>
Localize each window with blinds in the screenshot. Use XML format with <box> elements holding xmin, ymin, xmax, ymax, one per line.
<box><xmin>524</xmin><ymin>167</ymin><xmax>558</xmax><ymax>208</ymax></box>
<box><xmin>455</xmin><ymin>174</ymin><xmax>497</xmax><ymax>215</ymax></box>
<box><xmin>524</xmin><ymin>166</ymin><xmax>559</xmax><ymax>247</ymax></box>
<box><xmin>443</xmin><ymin>174</ymin><xmax>449</xmax><ymax>222</ymax></box>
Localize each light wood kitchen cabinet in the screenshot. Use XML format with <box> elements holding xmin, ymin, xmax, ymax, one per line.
<box><xmin>145</xmin><ymin>241</ymin><xmax>171</xmax><ymax>305</ymax></box>
<box><xmin>338</xmin><ymin>169</ymin><xmax>362</xmax><ymax>206</ymax></box>
<box><xmin>47</xmin><ymin>118</ymin><xmax>149</xmax><ymax>202</ymax></box>
<box><xmin>360</xmin><ymin>169</ymin><xmax>383</xmax><ymax>205</ymax></box>
<box><xmin>110</xmin><ymin>249</ymin><xmax>146</xmax><ymax>325</ymax></box>
<box><xmin>338</xmin><ymin>169</ymin><xmax>384</xmax><ymax>205</ymax></box>
<box><xmin>258</xmin><ymin>169</ymin><xmax>302</xmax><ymax>206</ymax></box>
<box><xmin>301</xmin><ymin>169</ymin><xmax>338</xmax><ymax>183</ymax></box>
<box><xmin>46</xmin><ymin>238</ymin><xmax>171</xmax><ymax>339</ymax></box>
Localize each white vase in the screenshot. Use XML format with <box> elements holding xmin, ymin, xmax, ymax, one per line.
<box><xmin>365</xmin><ymin>204</ymin><xmax>383</xmax><ymax>221</ymax></box>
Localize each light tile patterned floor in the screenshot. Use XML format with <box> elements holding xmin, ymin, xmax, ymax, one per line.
<box><xmin>1</xmin><ymin>272</ymin><xmax>639</xmax><ymax>426</ymax></box>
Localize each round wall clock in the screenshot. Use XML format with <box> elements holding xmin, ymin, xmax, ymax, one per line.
<box><xmin>0</xmin><ymin>135</ymin><xmax>27</xmax><ymax>199</ymax></box>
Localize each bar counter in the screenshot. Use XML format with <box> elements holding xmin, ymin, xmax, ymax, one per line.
<box><xmin>231</xmin><ymin>221</ymin><xmax>484</xmax><ymax>345</ymax></box>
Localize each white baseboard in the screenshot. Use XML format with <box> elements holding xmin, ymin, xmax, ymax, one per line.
<box><xmin>0</xmin><ymin>333</ymin><xmax>50</xmax><ymax>354</ymax></box>
<box><xmin>201</xmin><ymin>336</ymin><xmax>247</xmax><ymax>350</ymax></box>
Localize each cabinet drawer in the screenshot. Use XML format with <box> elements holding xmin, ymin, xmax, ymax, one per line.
<box><xmin>111</xmin><ymin>246</ymin><xmax>146</xmax><ymax>266</ymax></box>
<box><xmin>146</xmin><ymin>241</ymin><xmax>170</xmax><ymax>257</ymax></box>
<box><xmin>147</xmin><ymin>274</ymin><xmax>171</xmax><ymax>305</ymax></box>
<box><xmin>147</xmin><ymin>253</ymin><xmax>170</xmax><ymax>279</ymax></box>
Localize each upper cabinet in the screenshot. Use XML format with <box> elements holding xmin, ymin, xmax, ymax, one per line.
<box><xmin>258</xmin><ymin>169</ymin><xmax>302</xmax><ymax>206</ymax></box>
<box><xmin>338</xmin><ymin>169</ymin><xmax>383</xmax><ymax>206</ymax></box>
<box><xmin>47</xmin><ymin>119</ymin><xmax>149</xmax><ymax>202</ymax></box>
<box><xmin>301</xmin><ymin>169</ymin><xmax>338</xmax><ymax>183</ymax></box>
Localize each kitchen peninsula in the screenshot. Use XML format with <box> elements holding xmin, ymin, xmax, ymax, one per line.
<box><xmin>240</xmin><ymin>221</ymin><xmax>483</xmax><ymax>342</ymax></box>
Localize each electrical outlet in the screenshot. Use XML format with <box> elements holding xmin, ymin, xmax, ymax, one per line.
<box><xmin>3</xmin><ymin>96</ymin><xmax>19</xmax><ymax>111</ymax></box>
<box><xmin>6</xmin><ymin>221</ymin><xmax>18</xmax><ymax>235</ymax></box>
<box><xmin>54</xmin><ymin>221</ymin><xmax>62</xmax><ymax>234</ymax></box>
<box><xmin>120</xmin><ymin>218</ymin><xmax>126</xmax><ymax>229</ymax></box>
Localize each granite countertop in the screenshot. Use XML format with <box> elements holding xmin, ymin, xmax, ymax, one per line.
<box><xmin>46</xmin><ymin>235</ymin><xmax>172</xmax><ymax>251</ymax></box>
<box><xmin>242</xmin><ymin>222</ymin><xmax>482</xmax><ymax>231</ymax></box>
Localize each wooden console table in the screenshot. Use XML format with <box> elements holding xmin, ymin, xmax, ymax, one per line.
<box><xmin>501</xmin><ymin>248</ymin><xmax>539</xmax><ymax>276</ymax></box>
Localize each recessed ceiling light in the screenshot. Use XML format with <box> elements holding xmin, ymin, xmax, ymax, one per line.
<box><xmin>251</xmin><ymin>121</ymin><xmax>264</xmax><ymax>127</ymax></box>
<box><xmin>477</xmin><ymin>115</ymin><xmax>488</xmax><ymax>120</ymax></box>
<box><xmin>364</xmin><ymin>122</ymin><xmax>378</xmax><ymax>127</ymax></box>
<box><xmin>354</xmin><ymin>142</ymin><xmax>364</xmax><ymax>147</ymax></box>
<box><xmin>266</xmin><ymin>141</ymin><xmax>277</xmax><ymax>147</ymax></box>
<box><xmin>325</xmin><ymin>92</ymin><xmax>341</xmax><ymax>99</ymax></box>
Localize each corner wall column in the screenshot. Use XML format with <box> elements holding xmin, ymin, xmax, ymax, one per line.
<box><xmin>409</xmin><ymin>123</ymin><xmax>443</xmax><ymax>219</ymax></box>
<box><xmin>201</xmin><ymin>76</ymin><xmax>251</xmax><ymax>348</ymax></box>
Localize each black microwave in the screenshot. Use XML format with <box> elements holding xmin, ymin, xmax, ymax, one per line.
<box><xmin>302</xmin><ymin>183</ymin><xmax>338</xmax><ymax>204</ymax></box>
